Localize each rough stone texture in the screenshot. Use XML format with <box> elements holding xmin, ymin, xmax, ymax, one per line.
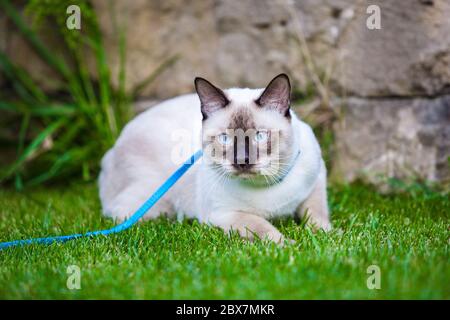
<box><xmin>330</xmin><ymin>0</ymin><xmax>450</xmax><ymax>185</ymax></box>
<box><xmin>333</xmin><ymin>96</ymin><xmax>450</xmax><ymax>185</ymax></box>
<box><xmin>332</xmin><ymin>0</ymin><xmax>450</xmax><ymax>97</ymax></box>
<box><xmin>90</xmin><ymin>0</ymin><xmax>357</xmax><ymax>98</ymax></box>
<box><xmin>90</xmin><ymin>0</ymin><xmax>218</xmax><ymax>97</ymax></box>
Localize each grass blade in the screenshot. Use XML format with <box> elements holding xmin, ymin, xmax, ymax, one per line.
<box><xmin>0</xmin><ymin>118</ymin><xmax>67</xmax><ymax>183</ymax></box>
<box><xmin>132</xmin><ymin>54</ymin><xmax>179</xmax><ymax>98</ymax></box>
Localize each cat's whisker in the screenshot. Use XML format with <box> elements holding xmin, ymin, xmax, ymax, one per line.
<box><xmin>202</xmin><ymin>166</ymin><xmax>229</xmax><ymax>201</ymax></box>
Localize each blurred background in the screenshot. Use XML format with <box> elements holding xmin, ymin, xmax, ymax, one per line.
<box><xmin>0</xmin><ymin>0</ymin><xmax>449</xmax><ymax>190</ymax></box>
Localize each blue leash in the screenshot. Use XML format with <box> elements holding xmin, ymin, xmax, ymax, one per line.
<box><xmin>0</xmin><ymin>150</ymin><xmax>203</xmax><ymax>250</ymax></box>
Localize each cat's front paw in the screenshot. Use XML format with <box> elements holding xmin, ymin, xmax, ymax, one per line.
<box><xmin>102</xmin><ymin>204</ymin><xmax>133</xmax><ymax>224</ymax></box>
<box><xmin>279</xmin><ymin>237</ymin><xmax>297</xmax><ymax>247</ymax></box>
<box><xmin>308</xmin><ymin>217</ymin><xmax>332</xmax><ymax>233</ymax></box>
<box><xmin>262</xmin><ymin>230</ymin><xmax>296</xmax><ymax>246</ymax></box>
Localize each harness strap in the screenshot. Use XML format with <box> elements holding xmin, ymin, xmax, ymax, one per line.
<box><xmin>0</xmin><ymin>150</ymin><xmax>203</xmax><ymax>250</ymax></box>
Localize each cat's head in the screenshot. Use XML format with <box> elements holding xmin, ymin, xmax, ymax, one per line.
<box><xmin>195</xmin><ymin>74</ymin><xmax>296</xmax><ymax>185</ymax></box>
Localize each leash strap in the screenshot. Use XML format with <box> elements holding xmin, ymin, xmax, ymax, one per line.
<box><xmin>0</xmin><ymin>150</ymin><xmax>203</xmax><ymax>250</ymax></box>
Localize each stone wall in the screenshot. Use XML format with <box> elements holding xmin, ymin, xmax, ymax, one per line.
<box><xmin>333</xmin><ymin>96</ymin><xmax>450</xmax><ymax>185</ymax></box>
<box><xmin>1</xmin><ymin>0</ymin><xmax>449</xmax><ymax>185</ymax></box>
<box><xmin>330</xmin><ymin>0</ymin><xmax>450</xmax><ymax>185</ymax></box>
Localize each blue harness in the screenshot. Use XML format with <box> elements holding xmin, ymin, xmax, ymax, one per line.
<box><xmin>0</xmin><ymin>150</ymin><xmax>203</xmax><ymax>250</ymax></box>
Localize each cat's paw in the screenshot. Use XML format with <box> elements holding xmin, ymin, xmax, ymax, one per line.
<box><xmin>262</xmin><ymin>231</ymin><xmax>296</xmax><ymax>246</ymax></box>
<box><xmin>309</xmin><ymin>218</ymin><xmax>332</xmax><ymax>233</ymax></box>
<box><xmin>279</xmin><ymin>237</ymin><xmax>297</xmax><ymax>247</ymax></box>
<box><xmin>102</xmin><ymin>204</ymin><xmax>133</xmax><ymax>224</ymax></box>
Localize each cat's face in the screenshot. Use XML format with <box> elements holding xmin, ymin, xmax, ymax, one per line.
<box><xmin>196</xmin><ymin>74</ymin><xmax>295</xmax><ymax>184</ymax></box>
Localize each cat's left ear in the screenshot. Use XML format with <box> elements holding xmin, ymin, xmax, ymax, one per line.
<box><xmin>256</xmin><ymin>74</ymin><xmax>291</xmax><ymax>117</ymax></box>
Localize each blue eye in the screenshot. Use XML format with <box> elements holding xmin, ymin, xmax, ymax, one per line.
<box><xmin>255</xmin><ymin>131</ymin><xmax>268</xmax><ymax>142</ymax></box>
<box><xmin>218</xmin><ymin>133</ymin><xmax>231</xmax><ymax>145</ymax></box>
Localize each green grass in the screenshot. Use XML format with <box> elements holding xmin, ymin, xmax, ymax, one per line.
<box><xmin>0</xmin><ymin>183</ymin><xmax>448</xmax><ymax>299</ymax></box>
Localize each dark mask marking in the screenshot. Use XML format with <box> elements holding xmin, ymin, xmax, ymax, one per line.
<box><xmin>229</xmin><ymin>108</ymin><xmax>255</xmax><ymax>131</ymax></box>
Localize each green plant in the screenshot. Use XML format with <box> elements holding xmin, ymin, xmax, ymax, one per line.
<box><xmin>0</xmin><ymin>0</ymin><xmax>176</xmax><ymax>189</ymax></box>
<box><xmin>0</xmin><ymin>182</ymin><xmax>448</xmax><ymax>299</ymax></box>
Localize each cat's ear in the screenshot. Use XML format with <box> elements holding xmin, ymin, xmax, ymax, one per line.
<box><xmin>256</xmin><ymin>74</ymin><xmax>291</xmax><ymax>117</ymax></box>
<box><xmin>195</xmin><ymin>77</ymin><xmax>229</xmax><ymax>120</ymax></box>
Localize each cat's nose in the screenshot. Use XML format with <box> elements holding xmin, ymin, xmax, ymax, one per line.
<box><xmin>232</xmin><ymin>158</ymin><xmax>253</xmax><ymax>171</ymax></box>
<box><xmin>236</xmin><ymin>163</ymin><xmax>252</xmax><ymax>169</ymax></box>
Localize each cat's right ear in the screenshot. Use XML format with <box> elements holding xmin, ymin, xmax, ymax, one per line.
<box><xmin>195</xmin><ymin>77</ymin><xmax>229</xmax><ymax>120</ymax></box>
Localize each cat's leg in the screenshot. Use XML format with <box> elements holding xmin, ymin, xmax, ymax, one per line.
<box><xmin>102</xmin><ymin>181</ymin><xmax>174</xmax><ymax>222</ymax></box>
<box><xmin>296</xmin><ymin>161</ymin><xmax>331</xmax><ymax>231</ymax></box>
<box><xmin>208</xmin><ymin>211</ymin><xmax>290</xmax><ymax>244</ymax></box>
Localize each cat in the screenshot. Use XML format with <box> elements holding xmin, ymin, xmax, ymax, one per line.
<box><xmin>99</xmin><ymin>74</ymin><xmax>331</xmax><ymax>244</ymax></box>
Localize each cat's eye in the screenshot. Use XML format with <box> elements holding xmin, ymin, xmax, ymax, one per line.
<box><xmin>255</xmin><ymin>130</ymin><xmax>268</xmax><ymax>142</ymax></box>
<box><xmin>217</xmin><ymin>133</ymin><xmax>231</xmax><ymax>145</ymax></box>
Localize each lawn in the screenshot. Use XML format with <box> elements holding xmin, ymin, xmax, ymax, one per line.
<box><xmin>0</xmin><ymin>182</ymin><xmax>448</xmax><ymax>299</ymax></box>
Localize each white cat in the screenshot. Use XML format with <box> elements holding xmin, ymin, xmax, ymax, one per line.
<box><xmin>99</xmin><ymin>74</ymin><xmax>331</xmax><ymax>244</ymax></box>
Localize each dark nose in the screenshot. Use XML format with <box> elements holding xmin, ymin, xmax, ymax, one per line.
<box><xmin>232</xmin><ymin>136</ymin><xmax>253</xmax><ymax>171</ymax></box>
<box><xmin>234</xmin><ymin>162</ymin><xmax>253</xmax><ymax>171</ymax></box>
